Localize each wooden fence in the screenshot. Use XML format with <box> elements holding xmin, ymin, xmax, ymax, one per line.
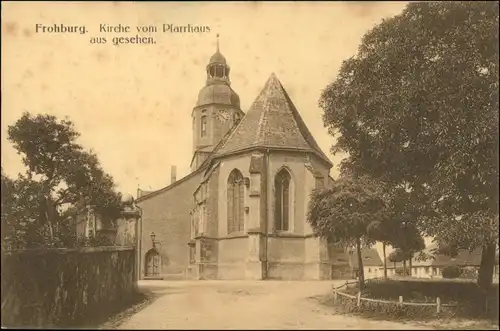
<box><xmin>332</xmin><ymin>279</ymin><xmax>458</xmax><ymax>313</ymax></box>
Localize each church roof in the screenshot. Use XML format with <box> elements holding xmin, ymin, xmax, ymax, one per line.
<box><xmin>196</xmin><ymin>83</ymin><xmax>240</xmax><ymax>108</ymax></box>
<box><xmin>209</xmin><ymin>51</ymin><xmax>226</xmax><ymax>65</ymax></box>
<box><xmin>214</xmin><ymin>73</ymin><xmax>332</xmax><ymax>166</ymax></box>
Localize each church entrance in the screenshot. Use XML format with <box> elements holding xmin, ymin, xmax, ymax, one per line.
<box><xmin>145</xmin><ymin>248</ymin><xmax>161</xmax><ymax>277</ymax></box>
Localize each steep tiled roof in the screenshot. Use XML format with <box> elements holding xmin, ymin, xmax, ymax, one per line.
<box><xmin>352</xmin><ymin>248</ymin><xmax>384</xmax><ymax>268</ymax></box>
<box><xmin>214</xmin><ymin>73</ymin><xmax>332</xmax><ymax>166</ymax></box>
<box><xmin>388</xmin><ymin>246</ymin><xmax>490</xmax><ymax>269</ymax></box>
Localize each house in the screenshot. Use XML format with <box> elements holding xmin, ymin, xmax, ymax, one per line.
<box><xmin>350</xmin><ymin>248</ymin><xmax>384</xmax><ymax>279</ymax></box>
<box><xmin>386</xmin><ymin>244</ymin><xmax>499</xmax><ymax>280</ymax></box>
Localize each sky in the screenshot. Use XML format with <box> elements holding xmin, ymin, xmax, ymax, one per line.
<box><xmin>2</xmin><ymin>1</ymin><xmax>434</xmax><ymax>255</ymax></box>
<box><xmin>1</xmin><ymin>1</ymin><xmax>410</xmax><ymax>193</ymax></box>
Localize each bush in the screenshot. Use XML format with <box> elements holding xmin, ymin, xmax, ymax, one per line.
<box><xmin>395</xmin><ymin>267</ymin><xmax>411</xmax><ymax>276</ymax></box>
<box><xmin>459</xmin><ymin>266</ymin><xmax>478</xmax><ymax>279</ymax></box>
<box><xmin>442</xmin><ymin>265</ymin><xmax>462</xmax><ymax>279</ymax></box>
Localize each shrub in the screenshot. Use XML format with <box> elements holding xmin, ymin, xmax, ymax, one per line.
<box><xmin>442</xmin><ymin>265</ymin><xmax>462</xmax><ymax>279</ymax></box>
<box><xmin>395</xmin><ymin>267</ymin><xmax>411</xmax><ymax>276</ymax></box>
<box><xmin>459</xmin><ymin>266</ymin><xmax>477</xmax><ymax>279</ymax></box>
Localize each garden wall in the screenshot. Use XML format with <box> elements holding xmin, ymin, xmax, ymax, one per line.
<box><xmin>1</xmin><ymin>246</ymin><xmax>137</xmax><ymax>328</ymax></box>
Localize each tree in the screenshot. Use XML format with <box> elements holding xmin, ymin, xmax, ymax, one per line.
<box><xmin>367</xmin><ymin>220</ymin><xmax>389</xmax><ymax>279</ymax></box>
<box><xmin>4</xmin><ymin>112</ymin><xmax>122</xmax><ymax>248</ymax></box>
<box><xmin>367</xmin><ymin>185</ymin><xmax>426</xmax><ymax>278</ymax></box>
<box><xmin>307</xmin><ymin>175</ymin><xmax>385</xmax><ymax>289</ymax></box>
<box><xmin>392</xmin><ymin>225</ymin><xmax>425</xmax><ymax>276</ymax></box>
<box><xmin>388</xmin><ymin>249</ymin><xmax>405</xmax><ymax>270</ymax></box>
<box><xmin>319</xmin><ymin>1</ymin><xmax>499</xmax><ymax>289</ymax></box>
<box><xmin>442</xmin><ymin>265</ymin><xmax>462</xmax><ymax>279</ymax></box>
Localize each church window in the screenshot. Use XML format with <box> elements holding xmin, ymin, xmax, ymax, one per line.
<box><xmin>274</xmin><ymin>168</ymin><xmax>291</xmax><ymax>231</ymax></box>
<box><xmin>201</xmin><ymin>115</ymin><xmax>207</xmax><ymax>137</ymax></box>
<box><xmin>227</xmin><ymin>169</ymin><xmax>244</xmax><ymax>233</ymax></box>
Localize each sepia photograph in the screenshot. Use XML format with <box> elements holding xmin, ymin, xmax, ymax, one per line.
<box><xmin>1</xmin><ymin>1</ymin><xmax>499</xmax><ymax>329</ymax></box>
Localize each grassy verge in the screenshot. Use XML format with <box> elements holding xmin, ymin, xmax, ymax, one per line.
<box><xmin>316</xmin><ymin>279</ymin><xmax>499</xmax><ymax>330</ymax></box>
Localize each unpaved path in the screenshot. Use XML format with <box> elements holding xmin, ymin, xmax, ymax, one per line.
<box><xmin>115</xmin><ymin>280</ymin><xmax>432</xmax><ymax>330</ymax></box>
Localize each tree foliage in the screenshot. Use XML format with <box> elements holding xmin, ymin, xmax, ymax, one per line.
<box><xmin>442</xmin><ymin>265</ymin><xmax>463</xmax><ymax>279</ymax></box>
<box><xmin>388</xmin><ymin>249</ymin><xmax>405</xmax><ymax>264</ymax></box>
<box><xmin>308</xmin><ymin>176</ymin><xmax>385</xmax><ymax>246</ymax></box>
<box><xmin>307</xmin><ymin>175</ymin><xmax>385</xmax><ymax>288</ymax></box>
<box><xmin>319</xmin><ymin>1</ymin><xmax>499</xmax><ymax>288</ymax></box>
<box><xmin>367</xmin><ymin>186</ymin><xmax>425</xmax><ymax>250</ymax></box>
<box><xmin>2</xmin><ymin>113</ymin><xmax>122</xmax><ymax>248</ymax></box>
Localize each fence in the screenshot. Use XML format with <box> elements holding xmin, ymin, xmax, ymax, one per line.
<box><xmin>1</xmin><ymin>246</ymin><xmax>138</xmax><ymax>328</ymax></box>
<box><xmin>332</xmin><ymin>279</ymin><xmax>458</xmax><ymax>314</ymax></box>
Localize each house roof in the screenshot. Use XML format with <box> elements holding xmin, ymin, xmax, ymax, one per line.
<box><xmin>213</xmin><ymin>73</ymin><xmax>332</xmax><ymax>166</ymax></box>
<box><xmin>136</xmin><ymin>167</ymin><xmax>204</xmax><ymax>203</ymax></box>
<box><xmin>387</xmin><ymin>246</ymin><xmax>491</xmax><ymax>269</ymax></box>
<box><xmin>352</xmin><ymin>248</ymin><xmax>384</xmax><ymax>268</ymax></box>
<box><xmin>442</xmin><ymin>248</ymin><xmax>483</xmax><ymax>267</ymax></box>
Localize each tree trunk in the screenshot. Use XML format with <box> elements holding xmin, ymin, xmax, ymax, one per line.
<box><xmin>383</xmin><ymin>243</ymin><xmax>387</xmax><ymax>280</ymax></box>
<box><xmin>477</xmin><ymin>243</ymin><xmax>496</xmax><ymax>291</ymax></box>
<box><xmin>356</xmin><ymin>237</ymin><xmax>365</xmax><ymax>290</ymax></box>
<box><xmin>403</xmin><ymin>260</ymin><xmax>407</xmax><ymax>276</ymax></box>
<box><xmin>409</xmin><ymin>252</ymin><xmax>413</xmax><ymax>277</ymax></box>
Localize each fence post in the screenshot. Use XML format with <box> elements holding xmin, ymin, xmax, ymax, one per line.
<box><xmin>436</xmin><ymin>297</ymin><xmax>441</xmax><ymax>314</ymax></box>
<box><xmin>399</xmin><ymin>295</ymin><xmax>403</xmax><ymax>308</ymax></box>
<box><xmin>345</xmin><ymin>280</ymin><xmax>348</xmax><ymax>289</ymax></box>
<box><xmin>357</xmin><ymin>292</ymin><xmax>362</xmax><ymax>307</ymax></box>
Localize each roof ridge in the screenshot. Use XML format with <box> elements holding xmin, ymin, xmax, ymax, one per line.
<box><xmin>255</xmin><ymin>78</ymin><xmax>272</xmax><ymax>144</ymax></box>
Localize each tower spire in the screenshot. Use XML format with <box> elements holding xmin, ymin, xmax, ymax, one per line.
<box><xmin>216</xmin><ymin>33</ymin><xmax>220</xmax><ymax>52</ymax></box>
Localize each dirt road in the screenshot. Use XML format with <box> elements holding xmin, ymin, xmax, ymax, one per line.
<box><xmin>115</xmin><ymin>280</ymin><xmax>431</xmax><ymax>330</ymax></box>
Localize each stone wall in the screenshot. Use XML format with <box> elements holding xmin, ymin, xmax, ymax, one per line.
<box><xmin>1</xmin><ymin>246</ymin><xmax>137</xmax><ymax>328</ymax></box>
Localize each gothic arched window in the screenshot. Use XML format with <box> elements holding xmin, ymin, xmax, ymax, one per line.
<box><xmin>274</xmin><ymin>168</ymin><xmax>291</xmax><ymax>231</ymax></box>
<box><xmin>227</xmin><ymin>169</ymin><xmax>244</xmax><ymax>233</ymax></box>
<box><xmin>201</xmin><ymin>115</ymin><xmax>207</xmax><ymax>137</ymax></box>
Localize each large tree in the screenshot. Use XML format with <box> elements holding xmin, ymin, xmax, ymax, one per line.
<box><xmin>4</xmin><ymin>112</ymin><xmax>122</xmax><ymax>248</ymax></box>
<box><xmin>307</xmin><ymin>175</ymin><xmax>385</xmax><ymax>289</ymax></box>
<box><xmin>319</xmin><ymin>1</ymin><xmax>499</xmax><ymax>289</ymax></box>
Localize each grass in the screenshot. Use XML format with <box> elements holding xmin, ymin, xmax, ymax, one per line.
<box><xmin>317</xmin><ymin>278</ymin><xmax>499</xmax><ymax>329</ymax></box>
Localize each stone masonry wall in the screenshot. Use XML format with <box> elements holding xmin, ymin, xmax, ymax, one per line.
<box><xmin>1</xmin><ymin>246</ymin><xmax>137</xmax><ymax>328</ymax></box>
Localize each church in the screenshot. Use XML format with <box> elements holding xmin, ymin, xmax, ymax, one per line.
<box><xmin>135</xmin><ymin>40</ymin><xmax>352</xmax><ymax>280</ymax></box>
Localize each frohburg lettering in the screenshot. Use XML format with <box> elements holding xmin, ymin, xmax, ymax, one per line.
<box><xmin>35</xmin><ymin>24</ymin><xmax>87</xmax><ymax>34</ymax></box>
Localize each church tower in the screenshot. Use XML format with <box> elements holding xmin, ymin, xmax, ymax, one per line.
<box><xmin>191</xmin><ymin>35</ymin><xmax>244</xmax><ymax>171</ymax></box>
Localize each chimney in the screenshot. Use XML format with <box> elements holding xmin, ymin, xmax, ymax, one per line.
<box><xmin>171</xmin><ymin>165</ymin><xmax>177</xmax><ymax>184</ymax></box>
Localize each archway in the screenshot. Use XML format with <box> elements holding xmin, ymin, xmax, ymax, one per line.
<box><xmin>145</xmin><ymin>248</ymin><xmax>161</xmax><ymax>277</ymax></box>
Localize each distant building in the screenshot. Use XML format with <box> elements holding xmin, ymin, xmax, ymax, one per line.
<box><xmin>349</xmin><ymin>248</ymin><xmax>384</xmax><ymax>280</ymax></box>
<box><xmin>386</xmin><ymin>244</ymin><xmax>499</xmax><ymax>280</ymax></box>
